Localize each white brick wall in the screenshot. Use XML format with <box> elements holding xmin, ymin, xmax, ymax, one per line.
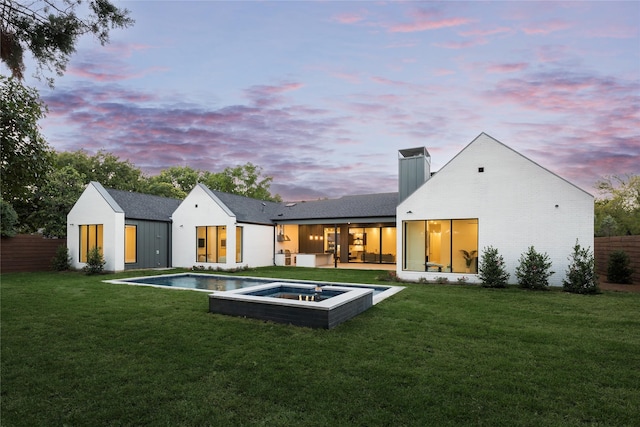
<box><xmin>67</xmin><ymin>183</ymin><xmax>125</xmax><ymax>272</ymax></box>
<box><xmin>396</xmin><ymin>133</ymin><xmax>594</xmax><ymax>286</ymax></box>
<box><xmin>172</xmin><ymin>184</ymin><xmax>275</xmax><ymax>268</ymax></box>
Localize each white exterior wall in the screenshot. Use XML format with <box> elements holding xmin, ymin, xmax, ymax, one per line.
<box><xmin>241</xmin><ymin>223</ymin><xmax>276</xmax><ymax>267</ymax></box>
<box><xmin>396</xmin><ymin>133</ymin><xmax>594</xmax><ymax>286</ymax></box>
<box><xmin>172</xmin><ymin>185</ymin><xmax>275</xmax><ymax>268</ymax></box>
<box><xmin>67</xmin><ymin>183</ymin><xmax>125</xmax><ymax>272</ymax></box>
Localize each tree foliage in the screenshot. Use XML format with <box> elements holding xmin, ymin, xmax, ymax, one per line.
<box><xmin>1</xmin><ymin>0</ymin><xmax>134</xmax><ymax>86</ymax></box>
<box><xmin>55</xmin><ymin>150</ymin><xmax>145</xmax><ymax>191</ymax></box>
<box><xmin>1</xmin><ymin>197</ymin><xmax>18</xmax><ymax>237</ymax></box>
<box><xmin>29</xmin><ymin>165</ymin><xmax>86</xmax><ymax>237</ymax></box>
<box><xmin>1</xmin><ymin>75</ymin><xmax>52</xmax><ymax>203</ymax></box>
<box><xmin>203</xmin><ymin>163</ymin><xmax>281</xmax><ymax>202</ymax></box>
<box><xmin>146</xmin><ymin>163</ymin><xmax>282</xmax><ymax>202</ymax></box>
<box><xmin>594</xmin><ymin>175</ymin><xmax>640</xmax><ymax>236</ymax></box>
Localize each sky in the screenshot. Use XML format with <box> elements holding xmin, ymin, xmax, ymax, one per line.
<box><xmin>10</xmin><ymin>1</ymin><xmax>640</xmax><ymax>201</ymax></box>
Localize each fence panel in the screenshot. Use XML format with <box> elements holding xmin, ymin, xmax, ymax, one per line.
<box><xmin>594</xmin><ymin>235</ymin><xmax>640</xmax><ymax>284</ymax></box>
<box><xmin>1</xmin><ymin>235</ymin><xmax>67</xmax><ymax>273</ymax></box>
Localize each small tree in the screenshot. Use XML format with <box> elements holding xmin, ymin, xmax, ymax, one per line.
<box><xmin>51</xmin><ymin>245</ymin><xmax>72</xmax><ymax>271</ymax></box>
<box><xmin>1</xmin><ymin>199</ymin><xmax>19</xmax><ymax>237</ymax></box>
<box><xmin>516</xmin><ymin>246</ymin><xmax>554</xmax><ymax>290</ymax></box>
<box><xmin>563</xmin><ymin>240</ymin><xmax>599</xmax><ymax>294</ymax></box>
<box><xmin>83</xmin><ymin>246</ymin><xmax>105</xmax><ymax>275</ymax></box>
<box><xmin>478</xmin><ymin>246</ymin><xmax>510</xmax><ymax>288</ymax></box>
<box><xmin>607</xmin><ymin>251</ymin><xmax>634</xmax><ymax>284</ymax></box>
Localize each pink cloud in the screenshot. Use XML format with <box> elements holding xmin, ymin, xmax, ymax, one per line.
<box><xmin>244</xmin><ymin>82</ymin><xmax>304</xmax><ymax>107</ymax></box>
<box><xmin>522</xmin><ymin>20</ymin><xmax>572</xmax><ymax>35</ymax></box>
<box><xmin>332</xmin><ymin>11</ymin><xmax>367</xmax><ymax>24</ymax></box>
<box><xmin>433</xmin><ymin>68</ymin><xmax>455</xmax><ymax>76</ymax></box>
<box><xmin>388</xmin><ymin>9</ymin><xmax>472</xmax><ymax>33</ymax></box>
<box><xmin>433</xmin><ymin>38</ymin><xmax>487</xmax><ymax>50</ymax></box>
<box><xmin>459</xmin><ymin>27</ymin><xmax>513</xmax><ymax>37</ymax></box>
<box><xmin>585</xmin><ymin>25</ymin><xmax>638</xmax><ymax>39</ymax></box>
<box><xmin>486</xmin><ymin>63</ymin><xmax>529</xmax><ymax>73</ymax></box>
<box><xmin>68</xmin><ymin>62</ymin><xmax>168</xmax><ymax>82</ymax></box>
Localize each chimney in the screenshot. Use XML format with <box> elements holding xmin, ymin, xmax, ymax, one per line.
<box><xmin>398</xmin><ymin>147</ymin><xmax>431</xmax><ymax>202</ymax></box>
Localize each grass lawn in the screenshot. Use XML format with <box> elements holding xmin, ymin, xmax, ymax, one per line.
<box><xmin>2</xmin><ymin>267</ymin><xmax>639</xmax><ymax>426</ymax></box>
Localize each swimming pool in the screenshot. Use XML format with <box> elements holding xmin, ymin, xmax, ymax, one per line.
<box><xmin>106</xmin><ymin>273</ymin><xmax>403</xmax><ymax>304</ymax></box>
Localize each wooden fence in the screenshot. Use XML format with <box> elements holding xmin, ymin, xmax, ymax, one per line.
<box><xmin>594</xmin><ymin>235</ymin><xmax>640</xmax><ymax>284</ymax></box>
<box><xmin>1</xmin><ymin>234</ymin><xmax>67</xmax><ymax>273</ymax></box>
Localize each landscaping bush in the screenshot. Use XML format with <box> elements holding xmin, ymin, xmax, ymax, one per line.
<box><xmin>478</xmin><ymin>246</ymin><xmax>509</xmax><ymax>288</ymax></box>
<box><xmin>1</xmin><ymin>199</ymin><xmax>18</xmax><ymax>237</ymax></box>
<box><xmin>563</xmin><ymin>240</ymin><xmax>599</xmax><ymax>294</ymax></box>
<box><xmin>516</xmin><ymin>246</ymin><xmax>554</xmax><ymax>290</ymax></box>
<box><xmin>607</xmin><ymin>250</ymin><xmax>634</xmax><ymax>284</ymax></box>
<box><xmin>51</xmin><ymin>245</ymin><xmax>72</xmax><ymax>271</ymax></box>
<box><xmin>82</xmin><ymin>246</ymin><xmax>105</xmax><ymax>275</ymax></box>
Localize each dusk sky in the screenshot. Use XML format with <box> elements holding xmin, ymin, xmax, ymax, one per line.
<box><xmin>9</xmin><ymin>1</ymin><xmax>640</xmax><ymax>201</ymax></box>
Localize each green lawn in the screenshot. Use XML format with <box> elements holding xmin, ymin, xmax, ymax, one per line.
<box><xmin>2</xmin><ymin>268</ymin><xmax>639</xmax><ymax>426</ymax></box>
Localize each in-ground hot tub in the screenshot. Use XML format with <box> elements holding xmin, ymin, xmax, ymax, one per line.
<box><xmin>208</xmin><ymin>282</ymin><xmax>373</xmax><ymax>329</ymax></box>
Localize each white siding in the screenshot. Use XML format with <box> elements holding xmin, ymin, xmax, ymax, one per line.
<box><xmin>172</xmin><ymin>185</ymin><xmax>275</xmax><ymax>268</ymax></box>
<box><xmin>397</xmin><ymin>133</ymin><xmax>594</xmax><ymax>286</ymax></box>
<box><xmin>67</xmin><ymin>183</ymin><xmax>125</xmax><ymax>272</ymax></box>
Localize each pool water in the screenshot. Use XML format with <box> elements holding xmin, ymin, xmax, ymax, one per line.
<box><xmin>124</xmin><ymin>274</ymin><xmax>270</xmax><ymax>292</ymax></box>
<box><xmin>245</xmin><ymin>285</ymin><xmax>346</xmax><ymax>302</ymax></box>
<box><xmin>114</xmin><ymin>273</ymin><xmax>391</xmax><ymax>296</ymax></box>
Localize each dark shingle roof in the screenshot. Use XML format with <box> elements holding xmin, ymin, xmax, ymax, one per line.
<box><xmin>105</xmin><ymin>188</ymin><xmax>182</xmax><ymax>222</ymax></box>
<box><xmin>273</xmin><ymin>192</ymin><xmax>398</xmax><ymax>221</ymax></box>
<box><xmin>100</xmin><ymin>182</ymin><xmax>398</xmax><ymax>225</ymax></box>
<box><xmin>204</xmin><ymin>186</ymin><xmax>281</xmax><ymax>225</ymax></box>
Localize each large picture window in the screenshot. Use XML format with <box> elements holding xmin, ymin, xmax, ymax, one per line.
<box><xmin>403</xmin><ymin>219</ymin><xmax>478</xmax><ymax>273</ymax></box>
<box><xmin>79</xmin><ymin>224</ymin><xmax>103</xmax><ymax>263</ymax></box>
<box><xmin>196</xmin><ymin>226</ymin><xmax>227</xmax><ymax>263</ymax></box>
<box><xmin>124</xmin><ymin>225</ymin><xmax>137</xmax><ymax>264</ymax></box>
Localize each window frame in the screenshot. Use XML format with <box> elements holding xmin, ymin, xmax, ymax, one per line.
<box><xmin>124</xmin><ymin>224</ymin><xmax>137</xmax><ymax>264</ymax></box>
<box><xmin>79</xmin><ymin>224</ymin><xmax>104</xmax><ymax>263</ymax></box>
<box><xmin>403</xmin><ymin>218</ymin><xmax>478</xmax><ymax>273</ymax></box>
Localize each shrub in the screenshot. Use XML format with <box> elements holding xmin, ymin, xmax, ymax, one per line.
<box><xmin>377</xmin><ymin>271</ymin><xmax>398</xmax><ymax>282</ymax></box>
<box><xmin>1</xmin><ymin>199</ymin><xmax>18</xmax><ymax>237</ymax></box>
<box><xmin>607</xmin><ymin>250</ymin><xmax>633</xmax><ymax>284</ymax></box>
<box><xmin>456</xmin><ymin>276</ymin><xmax>469</xmax><ymax>284</ymax></box>
<box><xmin>516</xmin><ymin>246</ymin><xmax>554</xmax><ymax>290</ymax></box>
<box><xmin>478</xmin><ymin>246</ymin><xmax>509</xmax><ymax>288</ymax></box>
<box><xmin>83</xmin><ymin>246</ymin><xmax>105</xmax><ymax>275</ymax></box>
<box><xmin>433</xmin><ymin>276</ymin><xmax>449</xmax><ymax>284</ymax></box>
<box><xmin>563</xmin><ymin>240</ymin><xmax>599</xmax><ymax>294</ymax></box>
<box><xmin>51</xmin><ymin>245</ymin><xmax>72</xmax><ymax>271</ymax></box>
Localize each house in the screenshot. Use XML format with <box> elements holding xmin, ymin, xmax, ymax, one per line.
<box><xmin>67</xmin><ymin>182</ymin><xmax>181</xmax><ymax>271</ymax></box>
<box><xmin>171</xmin><ymin>183</ymin><xmax>280</xmax><ymax>269</ymax></box>
<box><xmin>66</xmin><ymin>133</ymin><xmax>593</xmax><ymax>286</ymax></box>
<box><xmin>396</xmin><ymin>133</ymin><xmax>594</xmax><ymax>286</ymax></box>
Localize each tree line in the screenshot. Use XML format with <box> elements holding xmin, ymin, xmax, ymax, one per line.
<box><xmin>2</xmin><ymin>142</ymin><xmax>281</xmax><ymax>238</ymax></box>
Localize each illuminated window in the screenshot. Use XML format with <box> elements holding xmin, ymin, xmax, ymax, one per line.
<box><xmin>79</xmin><ymin>224</ymin><xmax>103</xmax><ymax>263</ymax></box>
<box><xmin>404</xmin><ymin>219</ymin><xmax>478</xmax><ymax>273</ymax></box>
<box><xmin>196</xmin><ymin>226</ymin><xmax>228</xmax><ymax>263</ymax></box>
<box><xmin>236</xmin><ymin>227</ymin><xmax>243</xmax><ymax>263</ymax></box>
<box><xmin>124</xmin><ymin>225</ymin><xmax>137</xmax><ymax>263</ymax></box>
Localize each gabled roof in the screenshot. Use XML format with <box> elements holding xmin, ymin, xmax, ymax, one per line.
<box><xmin>273</xmin><ymin>192</ymin><xmax>398</xmax><ymax>223</ymax></box>
<box><xmin>105</xmin><ymin>187</ymin><xmax>182</xmax><ymax>222</ymax></box>
<box><xmin>198</xmin><ymin>184</ymin><xmax>280</xmax><ymax>225</ymax></box>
